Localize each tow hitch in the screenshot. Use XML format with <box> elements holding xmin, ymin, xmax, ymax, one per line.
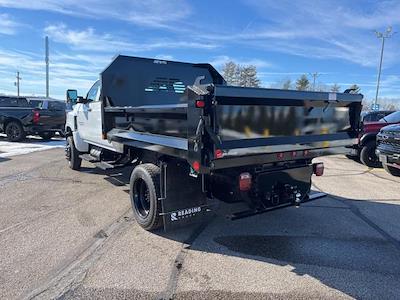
<box><xmin>230</xmin><ymin>192</ymin><xmax>327</xmax><ymax>220</ymax></box>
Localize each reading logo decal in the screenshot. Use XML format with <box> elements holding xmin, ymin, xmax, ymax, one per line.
<box><xmin>170</xmin><ymin>207</ymin><xmax>202</xmax><ymax>221</ymax></box>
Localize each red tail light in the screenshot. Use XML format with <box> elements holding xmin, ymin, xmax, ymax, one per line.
<box><xmin>239</xmin><ymin>172</ymin><xmax>252</xmax><ymax>191</ymax></box>
<box><xmin>313</xmin><ymin>162</ymin><xmax>324</xmax><ymax>176</ymax></box>
<box><xmin>32</xmin><ymin>110</ymin><xmax>40</xmax><ymax>124</ymax></box>
<box><xmin>192</xmin><ymin>161</ymin><xmax>200</xmax><ymax>172</ymax></box>
<box><xmin>214</xmin><ymin>149</ymin><xmax>224</xmax><ymax>159</ymax></box>
<box><xmin>303</xmin><ymin>150</ymin><xmax>310</xmax><ymax>156</ymax></box>
<box><xmin>195</xmin><ymin>100</ymin><xmax>205</xmax><ymax>108</ymax></box>
<box><xmin>277</xmin><ymin>152</ymin><xmax>284</xmax><ymax>159</ymax></box>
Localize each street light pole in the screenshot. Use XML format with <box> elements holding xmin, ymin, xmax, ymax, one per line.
<box><xmin>374</xmin><ymin>26</ymin><xmax>395</xmax><ymax>106</ymax></box>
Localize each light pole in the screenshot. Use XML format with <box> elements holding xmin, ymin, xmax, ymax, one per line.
<box><xmin>374</xmin><ymin>26</ymin><xmax>395</xmax><ymax>106</ymax></box>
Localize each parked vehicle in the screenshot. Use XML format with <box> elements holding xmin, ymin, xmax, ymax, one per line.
<box><xmin>376</xmin><ymin>123</ymin><xmax>400</xmax><ymax>177</ymax></box>
<box><xmin>361</xmin><ymin>110</ymin><xmax>394</xmax><ymax>123</ymax></box>
<box><xmin>0</xmin><ymin>96</ymin><xmax>66</xmax><ymax>141</ymax></box>
<box><xmin>65</xmin><ymin>55</ymin><xmax>362</xmax><ymax>231</ymax></box>
<box><xmin>347</xmin><ymin>111</ymin><xmax>400</xmax><ymax>167</ymax></box>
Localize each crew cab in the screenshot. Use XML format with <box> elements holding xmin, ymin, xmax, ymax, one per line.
<box><xmin>376</xmin><ymin>121</ymin><xmax>400</xmax><ymax>177</ymax></box>
<box><xmin>347</xmin><ymin>110</ymin><xmax>400</xmax><ymax>167</ymax></box>
<box><xmin>0</xmin><ymin>96</ymin><xmax>66</xmax><ymax>141</ymax></box>
<box><xmin>65</xmin><ymin>55</ymin><xmax>362</xmax><ymax>231</ymax></box>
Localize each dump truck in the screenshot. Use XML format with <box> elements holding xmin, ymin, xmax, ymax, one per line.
<box><xmin>65</xmin><ymin>55</ymin><xmax>362</xmax><ymax>231</ymax></box>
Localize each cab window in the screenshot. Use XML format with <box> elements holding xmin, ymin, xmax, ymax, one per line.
<box><xmin>86</xmin><ymin>81</ymin><xmax>101</xmax><ymax>102</ymax></box>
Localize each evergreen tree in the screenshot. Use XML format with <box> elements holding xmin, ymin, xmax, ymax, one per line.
<box><xmin>296</xmin><ymin>74</ymin><xmax>310</xmax><ymax>91</ymax></box>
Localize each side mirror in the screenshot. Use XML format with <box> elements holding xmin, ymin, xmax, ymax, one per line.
<box><xmin>66</xmin><ymin>89</ymin><xmax>78</xmax><ymax>104</ymax></box>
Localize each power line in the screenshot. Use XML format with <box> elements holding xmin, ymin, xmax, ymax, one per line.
<box><xmin>45</xmin><ymin>36</ymin><xmax>49</xmax><ymax>98</ymax></box>
<box><xmin>14</xmin><ymin>71</ymin><xmax>21</xmax><ymax>96</ymax></box>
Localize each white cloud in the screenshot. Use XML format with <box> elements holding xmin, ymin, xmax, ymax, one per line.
<box><xmin>44</xmin><ymin>24</ymin><xmax>218</xmax><ymax>53</ymax></box>
<box><xmin>0</xmin><ymin>0</ymin><xmax>191</xmax><ymax>28</ymax></box>
<box><xmin>0</xmin><ymin>14</ymin><xmax>21</xmax><ymax>35</ymax></box>
<box><xmin>196</xmin><ymin>1</ymin><xmax>400</xmax><ymax>68</ymax></box>
<box><xmin>210</xmin><ymin>55</ymin><xmax>273</xmax><ymax>69</ymax></box>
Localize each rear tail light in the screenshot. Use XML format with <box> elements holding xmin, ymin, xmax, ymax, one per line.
<box><xmin>303</xmin><ymin>150</ymin><xmax>310</xmax><ymax>156</ymax></box>
<box><xmin>313</xmin><ymin>162</ymin><xmax>324</xmax><ymax>176</ymax></box>
<box><xmin>239</xmin><ymin>172</ymin><xmax>252</xmax><ymax>191</ymax></box>
<box><xmin>32</xmin><ymin>110</ymin><xmax>40</xmax><ymax>124</ymax></box>
<box><xmin>192</xmin><ymin>161</ymin><xmax>200</xmax><ymax>172</ymax></box>
<box><xmin>195</xmin><ymin>100</ymin><xmax>205</xmax><ymax>108</ymax></box>
<box><xmin>214</xmin><ymin>149</ymin><xmax>224</xmax><ymax>159</ymax></box>
<box><xmin>276</xmin><ymin>152</ymin><xmax>284</xmax><ymax>159</ymax></box>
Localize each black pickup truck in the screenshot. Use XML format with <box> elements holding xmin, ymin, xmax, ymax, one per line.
<box><xmin>376</xmin><ymin>122</ymin><xmax>400</xmax><ymax>176</ymax></box>
<box><xmin>0</xmin><ymin>96</ymin><xmax>66</xmax><ymax>141</ymax></box>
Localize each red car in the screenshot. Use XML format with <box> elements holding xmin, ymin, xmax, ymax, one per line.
<box><xmin>348</xmin><ymin>111</ymin><xmax>400</xmax><ymax>167</ymax></box>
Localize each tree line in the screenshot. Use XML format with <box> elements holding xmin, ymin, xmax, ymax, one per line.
<box><xmin>222</xmin><ymin>61</ymin><xmax>398</xmax><ymax>110</ymax></box>
<box><xmin>222</xmin><ymin>61</ymin><xmax>360</xmax><ymax>93</ymax></box>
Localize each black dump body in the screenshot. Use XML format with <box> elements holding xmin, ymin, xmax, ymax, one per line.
<box><xmin>102</xmin><ymin>55</ymin><xmax>363</xmax><ymax>173</ymax></box>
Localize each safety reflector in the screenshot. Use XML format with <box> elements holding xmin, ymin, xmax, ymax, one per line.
<box><xmin>239</xmin><ymin>172</ymin><xmax>252</xmax><ymax>191</ymax></box>
<box><xmin>313</xmin><ymin>162</ymin><xmax>324</xmax><ymax>176</ymax></box>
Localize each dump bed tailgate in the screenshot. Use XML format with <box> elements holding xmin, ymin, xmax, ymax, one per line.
<box><xmin>186</xmin><ymin>84</ymin><xmax>362</xmax><ymax>171</ymax></box>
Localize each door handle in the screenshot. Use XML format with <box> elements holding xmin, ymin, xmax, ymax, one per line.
<box><xmin>86</xmin><ymin>108</ymin><xmax>92</xmax><ymax>112</ymax></box>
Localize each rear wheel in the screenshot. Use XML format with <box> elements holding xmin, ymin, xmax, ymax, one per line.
<box><xmin>66</xmin><ymin>136</ymin><xmax>82</xmax><ymax>170</ymax></box>
<box><xmin>360</xmin><ymin>141</ymin><xmax>381</xmax><ymax>168</ymax></box>
<box><xmin>383</xmin><ymin>163</ymin><xmax>400</xmax><ymax>177</ymax></box>
<box><xmin>5</xmin><ymin>121</ymin><xmax>26</xmax><ymax>142</ymax></box>
<box><xmin>130</xmin><ymin>164</ymin><xmax>162</xmax><ymax>231</ymax></box>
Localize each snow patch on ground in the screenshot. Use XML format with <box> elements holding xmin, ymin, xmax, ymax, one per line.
<box><xmin>0</xmin><ymin>134</ymin><xmax>65</xmax><ymax>158</ymax></box>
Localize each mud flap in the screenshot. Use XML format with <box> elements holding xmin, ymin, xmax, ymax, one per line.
<box><xmin>159</xmin><ymin>161</ymin><xmax>214</xmax><ymax>231</ymax></box>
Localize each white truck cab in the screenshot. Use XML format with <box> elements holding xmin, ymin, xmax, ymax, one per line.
<box><xmin>66</xmin><ymin>80</ymin><xmax>114</xmax><ymax>153</ymax></box>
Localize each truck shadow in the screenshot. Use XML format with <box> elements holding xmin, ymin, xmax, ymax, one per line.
<box><xmin>159</xmin><ymin>194</ymin><xmax>400</xmax><ymax>299</ymax></box>
<box><xmin>94</xmin><ymin>166</ymin><xmax>400</xmax><ymax>298</ymax></box>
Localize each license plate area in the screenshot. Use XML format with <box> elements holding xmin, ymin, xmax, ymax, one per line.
<box><xmin>256</xmin><ymin>166</ymin><xmax>312</xmax><ymax>207</ymax></box>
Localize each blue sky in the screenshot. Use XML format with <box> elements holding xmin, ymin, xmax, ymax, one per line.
<box><xmin>0</xmin><ymin>0</ymin><xmax>399</xmax><ymax>104</ymax></box>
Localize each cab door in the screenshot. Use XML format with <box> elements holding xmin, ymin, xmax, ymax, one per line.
<box><xmin>76</xmin><ymin>81</ymin><xmax>101</xmax><ymax>142</ymax></box>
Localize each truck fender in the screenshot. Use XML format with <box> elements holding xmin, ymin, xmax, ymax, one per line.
<box><xmin>359</xmin><ymin>132</ymin><xmax>377</xmax><ymax>147</ymax></box>
<box><xmin>72</xmin><ymin>131</ymin><xmax>89</xmax><ymax>152</ymax></box>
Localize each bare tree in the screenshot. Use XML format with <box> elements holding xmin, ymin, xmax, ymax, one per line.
<box><xmin>330</xmin><ymin>83</ymin><xmax>340</xmax><ymax>92</ymax></box>
<box><xmin>222</xmin><ymin>61</ymin><xmax>261</xmax><ymax>88</ymax></box>
<box><xmin>282</xmin><ymin>79</ymin><xmax>292</xmax><ymax>90</ymax></box>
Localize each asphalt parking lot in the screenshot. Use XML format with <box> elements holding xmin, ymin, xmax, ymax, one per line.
<box><xmin>1</xmin><ymin>145</ymin><xmax>400</xmax><ymax>299</ymax></box>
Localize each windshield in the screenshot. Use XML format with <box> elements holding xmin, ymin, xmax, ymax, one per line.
<box><xmin>380</xmin><ymin>111</ymin><xmax>400</xmax><ymax>123</ymax></box>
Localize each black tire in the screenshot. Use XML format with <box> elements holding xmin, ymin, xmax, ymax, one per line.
<box><xmin>66</xmin><ymin>136</ymin><xmax>82</xmax><ymax>170</ymax></box>
<box><xmin>130</xmin><ymin>164</ymin><xmax>163</xmax><ymax>231</ymax></box>
<box><xmin>5</xmin><ymin>121</ymin><xmax>26</xmax><ymax>142</ymax></box>
<box><xmin>39</xmin><ymin>132</ymin><xmax>55</xmax><ymax>140</ymax></box>
<box><xmin>360</xmin><ymin>141</ymin><xmax>381</xmax><ymax>168</ymax></box>
<box><xmin>383</xmin><ymin>163</ymin><xmax>400</xmax><ymax>177</ymax></box>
